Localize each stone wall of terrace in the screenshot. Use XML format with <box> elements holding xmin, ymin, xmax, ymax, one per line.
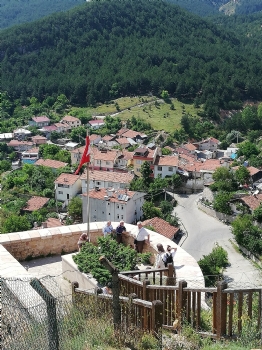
<box><xmin>0</xmin><ymin>222</ymin><xmax>204</xmax><ymax>289</ymax></box>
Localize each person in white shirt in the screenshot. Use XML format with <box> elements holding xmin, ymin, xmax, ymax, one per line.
<box><xmin>155</xmin><ymin>243</ymin><xmax>166</xmax><ymax>269</ymax></box>
<box><xmin>102</xmin><ymin>221</ymin><xmax>115</xmax><ymax>237</ymax></box>
<box><xmin>135</xmin><ymin>221</ymin><xmax>150</xmax><ymax>253</ymax></box>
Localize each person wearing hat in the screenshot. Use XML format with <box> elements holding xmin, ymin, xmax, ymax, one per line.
<box><xmin>115</xmin><ymin>220</ymin><xmax>126</xmax><ymax>244</ymax></box>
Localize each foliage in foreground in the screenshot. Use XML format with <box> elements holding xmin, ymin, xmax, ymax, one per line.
<box><xmin>73</xmin><ymin>236</ymin><xmax>151</xmax><ymax>285</ymax></box>
<box><xmin>198</xmin><ymin>244</ymin><xmax>228</xmax><ymax>287</ymax></box>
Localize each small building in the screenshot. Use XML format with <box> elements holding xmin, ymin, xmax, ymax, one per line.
<box><xmin>121</xmin><ymin>129</ymin><xmax>147</xmax><ymax>142</ymax></box>
<box><xmin>92</xmin><ymin>148</ymin><xmax>118</xmax><ymax>171</ymax></box>
<box><xmin>80</xmin><ymin>169</ymin><xmax>134</xmax><ymax>193</ymax></box>
<box><xmin>197</xmin><ymin>137</ymin><xmax>220</xmax><ymax>152</ymax></box>
<box><xmin>88</xmin><ymin>120</ymin><xmax>105</xmax><ymax>129</ymax></box>
<box><xmin>13</xmin><ymin>128</ymin><xmax>32</xmax><ymax>140</ymax></box>
<box><xmin>133</xmin><ymin>147</ymin><xmax>160</xmax><ymax>177</ymax></box>
<box><xmin>142</xmin><ymin>217</ymin><xmax>180</xmax><ymax>240</ymax></box>
<box><xmin>153</xmin><ymin>155</ymin><xmax>179</xmax><ymax>179</ymax></box>
<box><xmin>54</xmin><ymin>173</ymin><xmax>82</xmax><ymax>204</ymax></box>
<box><xmin>21</xmin><ymin>147</ymin><xmax>39</xmax><ymax>164</ymax></box>
<box><xmin>60</xmin><ymin>115</ymin><xmax>81</xmax><ymax>128</ymax></box>
<box><xmin>29</xmin><ymin>116</ymin><xmax>50</xmax><ymax>128</ymax></box>
<box><xmin>90</xmin><ymin>134</ymin><xmax>102</xmax><ymax>145</ymax></box>
<box><xmin>22</xmin><ymin>196</ymin><xmax>50</xmax><ymax>212</ymax></box>
<box><xmin>31</xmin><ymin>135</ymin><xmax>47</xmax><ymax>145</ymax></box>
<box><xmin>39</xmin><ymin>125</ymin><xmax>58</xmax><ymax>139</ymax></box>
<box><xmin>116</xmin><ymin>137</ymin><xmax>130</xmax><ymax>149</ymax></box>
<box><xmin>64</xmin><ymin>141</ymin><xmax>79</xmax><ymax>151</ymax></box>
<box><xmin>0</xmin><ymin>133</ymin><xmax>13</xmax><ymax>142</ymax></box>
<box><xmin>35</xmin><ymin>159</ymin><xmax>68</xmax><ymax>171</ymax></box>
<box><xmin>82</xmin><ymin>188</ymin><xmax>146</xmax><ymax>223</ymax></box>
<box><xmin>7</xmin><ymin>140</ymin><xmax>34</xmax><ymax>152</ymax></box>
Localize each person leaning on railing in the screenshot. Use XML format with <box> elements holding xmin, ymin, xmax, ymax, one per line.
<box><xmin>77</xmin><ymin>232</ymin><xmax>88</xmax><ymax>252</ymax></box>
<box><xmin>134</xmin><ymin>221</ymin><xmax>150</xmax><ymax>253</ymax></box>
<box><xmin>115</xmin><ymin>220</ymin><xmax>126</xmax><ymax>244</ymax></box>
<box><xmin>102</xmin><ymin>221</ymin><xmax>115</xmax><ymax>237</ymax></box>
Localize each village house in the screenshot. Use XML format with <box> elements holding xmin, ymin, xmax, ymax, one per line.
<box><xmin>82</xmin><ymin>188</ymin><xmax>146</xmax><ymax>224</ymax></box>
<box><xmin>115</xmin><ymin>150</ymin><xmax>134</xmax><ymax>171</ymax></box>
<box><xmin>0</xmin><ymin>133</ymin><xmax>13</xmax><ymax>142</ymax></box>
<box><xmin>153</xmin><ymin>155</ymin><xmax>179</xmax><ymax>178</ymax></box>
<box><xmin>54</xmin><ymin>122</ymin><xmax>71</xmax><ymax>133</ymax></box>
<box><xmin>39</xmin><ymin>125</ymin><xmax>58</xmax><ymax>139</ymax></box>
<box><xmin>13</xmin><ymin>128</ymin><xmax>32</xmax><ymax>140</ymax></box>
<box><xmin>89</xmin><ymin>134</ymin><xmax>102</xmax><ymax>145</ymax></box>
<box><xmin>91</xmin><ymin>147</ymin><xmax>118</xmax><ymax>171</ymax></box>
<box><xmin>29</xmin><ymin>116</ymin><xmax>50</xmax><ymax>128</ymax></box>
<box><xmin>64</xmin><ymin>141</ymin><xmax>79</xmax><ymax>151</ymax></box>
<box><xmin>133</xmin><ymin>147</ymin><xmax>160</xmax><ymax>177</ymax></box>
<box><xmin>235</xmin><ymin>193</ymin><xmax>262</xmax><ymax>215</ymax></box>
<box><xmin>142</xmin><ymin>217</ymin><xmax>180</xmax><ymax>241</ymax></box>
<box><xmin>22</xmin><ymin>196</ymin><xmax>50</xmax><ymax>213</ymax></box>
<box><xmin>196</xmin><ymin>137</ymin><xmax>220</xmax><ymax>152</ymax></box>
<box><xmin>88</xmin><ymin>119</ymin><xmax>105</xmax><ymax>129</ymax></box>
<box><xmin>54</xmin><ymin>173</ymin><xmax>81</xmax><ymax>204</ymax></box>
<box><xmin>60</xmin><ymin>115</ymin><xmax>81</xmax><ymax>129</ymax></box>
<box><xmin>121</xmin><ymin>129</ymin><xmax>147</xmax><ymax>143</ymax></box>
<box><xmin>80</xmin><ymin>169</ymin><xmax>134</xmax><ymax>193</ymax></box>
<box><xmin>35</xmin><ymin>159</ymin><xmax>68</xmax><ymax>171</ymax></box>
<box><xmin>116</xmin><ymin>137</ymin><xmax>130</xmax><ymax>149</ymax></box>
<box><xmin>181</xmin><ymin>143</ymin><xmax>197</xmax><ymax>154</ymax></box>
<box><xmin>232</xmin><ymin>166</ymin><xmax>262</xmax><ymax>185</ymax></box>
<box><xmin>21</xmin><ymin>147</ymin><xmax>39</xmax><ymax>164</ymax></box>
<box><xmin>7</xmin><ymin>140</ymin><xmax>34</xmax><ymax>152</ymax></box>
<box><xmin>31</xmin><ymin>135</ymin><xmax>47</xmax><ymax>145</ymax></box>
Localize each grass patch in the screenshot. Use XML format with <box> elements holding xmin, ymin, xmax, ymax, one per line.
<box><xmin>70</xmin><ymin>96</ymin><xmax>202</xmax><ymax>133</ymax></box>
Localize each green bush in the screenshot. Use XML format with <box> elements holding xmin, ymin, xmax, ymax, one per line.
<box><xmin>73</xmin><ymin>236</ymin><xmax>151</xmax><ymax>285</ymax></box>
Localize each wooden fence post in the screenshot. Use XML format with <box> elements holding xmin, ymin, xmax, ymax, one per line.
<box><xmin>71</xmin><ymin>281</ymin><xmax>79</xmax><ymax>305</ymax></box>
<box><xmin>99</xmin><ymin>256</ymin><xmax>121</xmax><ymax>331</ymax></box>
<box><xmin>216</xmin><ymin>281</ymin><xmax>228</xmax><ymax>339</ymax></box>
<box><xmin>177</xmin><ymin>280</ymin><xmax>187</xmax><ymax>332</ymax></box>
<box><xmin>166</xmin><ymin>264</ymin><xmax>176</xmax><ymax>286</ymax></box>
<box><xmin>152</xmin><ymin>300</ymin><xmax>163</xmax><ymax>336</ymax></box>
<box><xmin>143</xmin><ymin>279</ymin><xmax>150</xmax><ymax>301</ymax></box>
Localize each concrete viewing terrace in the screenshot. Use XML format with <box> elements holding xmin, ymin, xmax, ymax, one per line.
<box><xmin>0</xmin><ymin>222</ymin><xmax>205</xmax><ymax>292</ymax></box>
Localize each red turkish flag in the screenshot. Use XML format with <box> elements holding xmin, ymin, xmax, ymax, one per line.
<box><xmin>75</xmin><ymin>136</ymin><xmax>90</xmax><ymax>175</ymax></box>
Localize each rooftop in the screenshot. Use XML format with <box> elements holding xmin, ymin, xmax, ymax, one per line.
<box><xmin>142</xmin><ymin>217</ymin><xmax>180</xmax><ymax>240</ymax></box>
<box><xmin>81</xmin><ymin>169</ymin><xmax>134</xmax><ymax>183</ymax></box>
<box><xmin>55</xmin><ymin>173</ymin><xmax>80</xmax><ymax>185</ymax></box>
<box><xmin>23</xmin><ymin>196</ymin><xmax>50</xmax><ymax>212</ymax></box>
<box><xmin>32</xmin><ymin>116</ymin><xmax>50</xmax><ymax>123</ymax></box>
<box><xmin>35</xmin><ymin>158</ymin><xmax>68</xmax><ymax>169</ymax></box>
<box><xmin>61</xmin><ymin>115</ymin><xmax>80</xmax><ymax>123</ymax></box>
<box><xmin>83</xmin><ymin>188</ymin><xmax>143</xmax><ymax>203</ymax></box>
<box><xmin>240</xmin><ymin>194</ymin><xmax>262</xmax><ymax>210</ymax></box>
<box><xmin>155</xmin><ymin>155</ymin><xmax>178</xmax><ymax>167</ymax></box>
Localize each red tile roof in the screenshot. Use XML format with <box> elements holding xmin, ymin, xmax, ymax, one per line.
<box><xmin>45</xmin><ymin>218</ymin><xmax>63</xmax><ymax>228</ymax></box>
<box><xmin>122</xmin><ymin>130</ymin><xmax>142</xmax><ymax>139</ymax></box>
<box><xmin>116</xmin><ymin>137</ymin><xmax>130</xmax><ymax>145</ymax></box>
<box><xmin>32</xmin><ymin>116</ymin><xmax>50</xmax><ymax>123</ymax></box>
<box><xmin>90</xmin><ymin>134</ymin><xmax>101</xmax><ymax>141</ymax></box>
<box><xmin>233</xmin><ymin>166</ymin><xmax>260</xmax><ymax>177</ymax></box>
<box><xmin>61</xmin><ymin>115</ymin><xmax>80</xmax><ymax>123</ymax></box>
<box><xmin>103</xmin><ymin>135</ymin><xmax>113</xmax><ymax>141</ymax></box>
<box><xmin>83</xmin><ymin>188</ymin><xmax>142</xmax><ymax>203</ymax></box>
<box><xmin>89</xmin><ymin>120</ymin><xmax>104</xmax><ymax>125</ymax></box>
<box><xmin>183</xmin><ymin>143</ymin><xmax>197</xmax><ymax>151</ymax></box>
<box><xmin>32</xmin><ymin>135</ymin><xmax>47</xmax><ymax>141</ymax></box>
<box><xmin>117</xmin><ymin>128</ymin><xmax>129</xmax><ymax>136</ymax></box>
<box><xmin>81</xmin><ymin>169</ymin><xmax>134</xmax><ymax>183</ymax></box>
<box><xmin>35</xmin><ymin>159</ymin><xmax>68</xmax><ymax>169</ymax></box>
<box><xmin>23</xmin><ymin>147</ymin><xmax>39</xmax><ymax>154</ymax></box>
<box><xmin>92</xmin><ymin>147</ymin><xmax>118</xmax><ymax>161</ymax></box>
<box><xmin>41</xmin><ymin>125</ymin><xmax>57</xmax><ymax>132</ymax></box>
<box><xmin>8</xmin><ymin>140</ymin><xmax>34</xmax><ymax>147</ymax></box>
<box><xmin>55</xmin><ymin>173</ymin><xmax>80</xmax><ymax>185</ymax></box>
<box><xmin>142</xmin><ymin>217</ymin><xmax>179</xmax><ymax>239</ymax></box>
<box><xmin>23</xmin><ymin>196</ymin><xmax>49</xmax><ymax>212</ymax></box>
<box><xmin>155</xmin><ymin>156</ymin><xmax>178</xmax><ymax>167</ymax></box>
<box><xmin>240</xmin><ymin>194</ymin><xmax>262</xmax><ymax>210</ymax></box>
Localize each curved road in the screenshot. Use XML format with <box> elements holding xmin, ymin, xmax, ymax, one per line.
<box><xmin>173</xmin><ymin>193</ymin><xmax>262</xmax><ymax>287</ymax></box>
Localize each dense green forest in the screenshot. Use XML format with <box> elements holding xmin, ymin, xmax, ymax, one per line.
<box><xmin>0</xmin><ymin>0</ymin><xmax>84</xmax><ymax>30</ymax></box>
<box><xmin>2</xmin><ymin>0</ymin><xmax>262</xmax><ymax>119</ymax></box>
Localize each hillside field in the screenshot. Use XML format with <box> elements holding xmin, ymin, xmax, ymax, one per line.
<box><xmin>70</xmin><ymin>96</ymin><xmax>201</xmax><ymax>132</ymax></box>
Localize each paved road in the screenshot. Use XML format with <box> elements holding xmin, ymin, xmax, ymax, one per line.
<box><xmin>173</xmin><ymin>192</ymin><xmax>262</xmax><ymax>287</ymax></box>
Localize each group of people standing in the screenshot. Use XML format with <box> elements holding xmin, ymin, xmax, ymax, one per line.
<box><xmin>102</xmin><ymin>220</ymin><xmax>150</xmax><ymax>253</ymax></box>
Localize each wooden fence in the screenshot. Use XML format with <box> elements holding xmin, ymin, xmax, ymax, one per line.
<box><xmin>119</xmin><ymin>276</ymin><xmax>262</xmax><ymax>339</ymax></box>
<box><xmin>71</xmin><ymin>281</ymin><xmax>163</xmax><ymax>335</ymax></box>
<box><xmin>72</xmin><ymin>266</ymin><xmax>262</xmax><ymax>340</ymax></box>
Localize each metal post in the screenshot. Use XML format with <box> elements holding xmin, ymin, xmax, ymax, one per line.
<box><xmin>86</xmin><ymin>130</ymin><xmax>90</xmax><ymax>242</ymax></box>
<box><xmin>30</xmin><ymin>278</ymin><xmax>59</xmax><ymax>350</ymax></box>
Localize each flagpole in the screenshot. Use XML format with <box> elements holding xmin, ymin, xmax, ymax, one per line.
<box><xmin>86</xmin><ymin>131</ymin><xmax>90</xmax><ymax>242</ymax></box>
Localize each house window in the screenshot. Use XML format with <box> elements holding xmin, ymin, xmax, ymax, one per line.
<box><xmin>97</xmin><ymin>181</ymin><xmax>101</xmax><ymax>185</ymax></box>
<box><xmin>117</xmin><ymin>205</ymin><xmax>119</xmax><ymax>209</ymax></box>
<box><xmin>158</xmin><ymin>166</ymin><xmax>162</xmax><ymax>171</ymax></box>
<box><xmin>106</xmin><ymin>161</ymin><xmax>110</xmax><ymax>165</ymax></box>
<box><xmin>108</xmin><ymin>182</ymin><xmax>113</xmax><ymax>187</ymax></box>
<box><xmin>121</xmin><ymin>206</ymin><xmax>124</xmax><ymax>210</ymax></box>
<box><xmin>108</xmin><ymin>213</ymin><xmax>110</xmax><ymax>215</ymax></box>
<box><xmin>136</xmin><ymin>168</ymin><xmax>140</xmax><ymax>172</ymax></box>
<box><xmin>121</xmin><ymin>215</ymin><xmax>124</xmax><ymax>220</ymax></box>
<box><xmin>96</xmin><ymin>160</ymin><xmax>99</xmax><ymax>165</ymax></box>
<box><xmin>67</xmin><ymin>194</ymin><xmax>69</xmax><ymax>199</ymax></box>
<box><xmin>168</xmin><ymin>167</ymin><xmax>173</xmax><ymax>171</ymax></box>
<box><xmin>117</xmin><ymin>215</ymin><xmax>119</xmax><ymax>219</ymax></box>
<box><xmin>58</xmin><ymin>191</ymin><xmax>63</xmax><ymax>194</ymax></box>
<box><xmin>120</xmin><ymin>183</ymin><xmax>125</xmax><ymax>188</ymax></box>
<box><xmin>107</xmin><ymin>202</ymin><xmax>110</xmax><ymax>205</ymax></box>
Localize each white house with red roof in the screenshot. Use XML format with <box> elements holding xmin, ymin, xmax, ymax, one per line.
<box><xmin>91</xmin><ymin>147</ymin><xmax>118</xmax><ymax>171</ymax></box>
<box><xmin>35</xmin><ymin>159</ymin><xmax>68</xmax><ymax>171</ymax></box>
<box><xmin>197</xmin><ymin>137</ymin><xmax>220</xmax><ymax>152</ymax></box>
<box><xmin>54</xmin><ymin>173</ymin><xmax>81</xmax><ymax>203</ymax></box>
<box><xmin>80</xmin><ymin>169</ymin><xmax>134</xmax><ymax>193</ymax></box>
<box><xmin>82</xmin><ymin>188</ymin><xmax>146</xmax><ymax>224</ymax></box>
<box><xmin>88</xmin><ymin>119</ymin><xmax>105</xmax><ymax>129</ymax></box>
<box><xmin>29</xmin><ymin>116</ymin><xmax>50</xmax><ymax>128</ymax></box>
<box><xmin>7</xmin><ymin>140</ymin><xmax>34</xmax><ymax>152</ymax></box>
<box><xmin>89</xmin><ymin>134</ymin><xmax>102</xmax><ymax>145</ymax></box>
<box><xmin>153</xmin><ymin>155</ymin><xmax>179</xmax><ymax>178</ymax></box>
<box><xmin>31</xmin><ymin>135</ymin><xmax>47</xmax><ymax>145</ymax></box>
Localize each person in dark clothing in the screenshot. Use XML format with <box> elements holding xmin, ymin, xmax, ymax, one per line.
<box><xmin>115</xmin><ymin>220</ymin><xmax>126</xmax><ymax>244</ymax></box>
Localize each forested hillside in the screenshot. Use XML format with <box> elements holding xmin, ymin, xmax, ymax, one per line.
<box><xmin>1</xmin><ymin>0</ymin><xmax>262</xmax><ymax>118</ymax></box>
<box><xmin>0</xmin><ymin>0</ymin><xmax>83</xmax><ymax>30</ymax></box>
